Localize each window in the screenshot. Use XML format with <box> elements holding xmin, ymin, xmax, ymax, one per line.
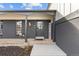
<box><xmin>16</xmin><ymin>21</ymin><xmax>24</xmax><ymax>38</ymax></box>
<box><xmin>37</xmin><ymin>21</ymin><xmax>43</xmax><ymax>29</ymax></box>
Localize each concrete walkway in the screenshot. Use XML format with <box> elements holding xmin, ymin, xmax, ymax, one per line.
<box><xmin>31</xmin><ymin>43</ymin><xmax>67</xmax><ymax>56</ymax></box>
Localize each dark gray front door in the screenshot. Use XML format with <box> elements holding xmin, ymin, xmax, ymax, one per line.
<box><xmin>36</xmin><ymin>21</ymin><xmax>49</xmax><ymax>38</ymax></box>
<box><xmin>36</xmin><ymin>21</ymin><xmax>44</xmax><ymax>36</ymax></box>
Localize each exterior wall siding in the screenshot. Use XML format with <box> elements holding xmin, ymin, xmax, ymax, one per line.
<box><xmin>56</xmin><ymin>10</ymin><xmax>79</xmax><ymax>56</ymax></box>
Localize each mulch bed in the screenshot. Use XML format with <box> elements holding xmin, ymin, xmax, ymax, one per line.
<box><xmin>0</xmin><ymin>46</ymin><xmax>32</xmax><ymax>56</ymax></box>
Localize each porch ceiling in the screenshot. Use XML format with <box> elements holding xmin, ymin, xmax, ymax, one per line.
<box><xmin>0</xmin><ymin>10</ymin><xmax>56</xmax><ymax>20</ymax></box>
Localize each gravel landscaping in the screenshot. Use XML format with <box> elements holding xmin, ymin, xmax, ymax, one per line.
<box><xmin>0</xmin><ymin>46</ymin><xmax>32</xmax><ymax>56</ymax></box>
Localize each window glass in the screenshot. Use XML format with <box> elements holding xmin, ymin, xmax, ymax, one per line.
<box><xmin>37</xmin><ymin>21</ymin><xmax>43</xmax><ymax>29</ymax></box>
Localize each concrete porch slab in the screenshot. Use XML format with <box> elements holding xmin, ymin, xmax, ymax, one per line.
<box><xmin>0</xmin><ymin>39</ymin><xmax>27</xmax><ymax>47</ymax></box>
<box><xmin>0</xmin><ymin>39</ymin><xmax>53</xmax><ymax>48</ymax></box>
<box><xmin>27</xmin><ymin>39</ymin><xmax>53</xmax><ymax>45</ymax></box>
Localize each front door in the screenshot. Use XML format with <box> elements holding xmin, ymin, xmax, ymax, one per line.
<box><xmin>36</xmin><ymin>21</ymin><xmax>44</xmax><ymax>37</ymax></box>
<box><xmin>36</xmin><ymin>20</ymin><xmax>49</xmax><ymax>38</ymax></box>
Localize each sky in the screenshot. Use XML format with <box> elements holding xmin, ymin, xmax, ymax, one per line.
<box><xmin>0</xmin><ymin>3</ymin><xmax>48</xmax><ymax>10</ymax></box>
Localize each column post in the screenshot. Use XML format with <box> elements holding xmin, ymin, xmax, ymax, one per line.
<box><xmin>25</xmin><ymin>16</ymin><xmax>27</xmax><ymax>42</ymax></box>
<box><xmin>49</xmin><ymin>21</ymin><xmax>51</xmax><ymax>40</ymax></box>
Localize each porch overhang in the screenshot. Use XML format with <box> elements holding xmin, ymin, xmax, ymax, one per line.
<box><xmin>0</xmin><ymin>10</ymin><xmax>56</xmax><ymax>20</ymax></box>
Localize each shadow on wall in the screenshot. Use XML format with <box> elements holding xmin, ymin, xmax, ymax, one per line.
<box><xmin>55</xmin><ymin>10</ymin><xmax>79</xmax><ymax>56</ymax></box>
